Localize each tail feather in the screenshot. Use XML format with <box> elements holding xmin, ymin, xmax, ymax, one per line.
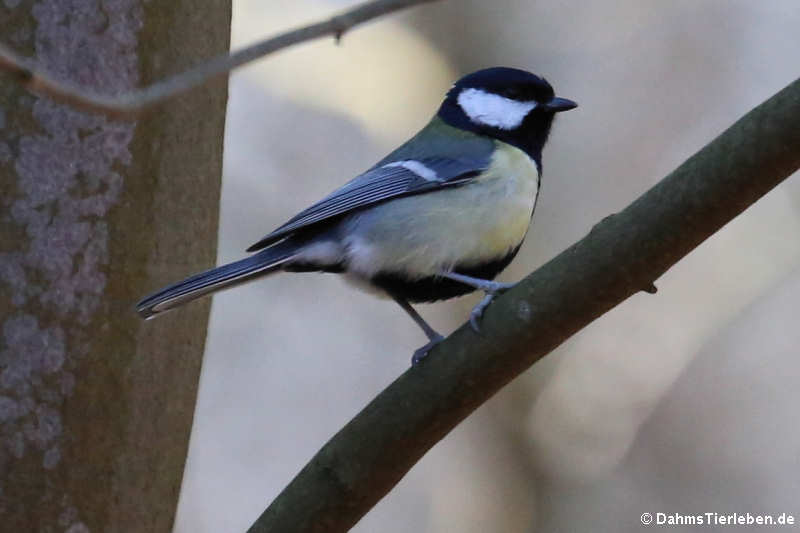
<box><xmin>137</xmin><ymin>245</ymin><xmax>297</xmax><ymax>319</ymax></box>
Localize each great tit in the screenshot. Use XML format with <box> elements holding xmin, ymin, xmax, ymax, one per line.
<box><xmin>137</xmin><ymin>67</ymin><xmax>576</xmax><ymax>364</ymax></box>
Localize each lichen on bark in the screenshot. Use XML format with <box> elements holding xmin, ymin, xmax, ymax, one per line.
<box><xmin>0</xmin><ymin>0</ymin><xmax>230</xmax><ymax>531</ymax></box>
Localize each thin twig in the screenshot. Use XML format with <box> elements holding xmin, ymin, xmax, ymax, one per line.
<box><xmin>0</xmin><ymin>0</ymin><xmax>438</xmax><ymax>118</ymax></box>
<box><xmin>248</xmin><ymin>77</ymin><xmax>800</xmax><ymax>532</ymax></box>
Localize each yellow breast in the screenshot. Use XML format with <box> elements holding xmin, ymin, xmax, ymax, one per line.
<box><xmin>469</xmin><ymin>141</ymin><xmax>539</xmax><ymax>253</ymax></box>
<box><xmin>345</xmin><ymin>141</ymin><xmax>540</xmax><ymax>278</ymax></box>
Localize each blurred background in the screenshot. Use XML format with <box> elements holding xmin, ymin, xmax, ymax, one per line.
<box><xmin>173</xmin><ymin>1</ymin><xmax>800</xmax><ymax>531</ymax></box>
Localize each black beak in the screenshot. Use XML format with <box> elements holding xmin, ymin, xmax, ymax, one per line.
<box><xmin>545</xmin><ymin>96</ymin><xmax>578</xmax><ymax>112</ymax></box>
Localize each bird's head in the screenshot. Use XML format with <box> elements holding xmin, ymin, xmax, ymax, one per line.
<box><xmin>438</xmin><ymin>67</ymin><xmax>577</xmax><ymax>163</ymax></box>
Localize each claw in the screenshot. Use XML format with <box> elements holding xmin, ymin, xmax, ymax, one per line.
<box><xmin>411</xmin><ymin>334</ymin><xmax>445</xmax><ymax>366</ymax></box>
<box><xmin>468</xmin><ymin>283</ymin><xmax>514</xmax><ymax>333</ymax></box>
<box><xmin>469</xmin><ymin>293</ymin><xmax>495</xmax><ymax>333</ymax></box>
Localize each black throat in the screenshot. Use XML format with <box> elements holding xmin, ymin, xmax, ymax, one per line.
<box><xmin>436</xmin><ymin>97</ymin><xmax>555</xmax><ymax>173</ymax></box>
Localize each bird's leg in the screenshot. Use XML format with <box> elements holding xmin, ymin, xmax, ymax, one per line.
<box><xmin>439</xmin><ymin>271</ymin><xmax>516</xmax><ymax>333</ymax></box>
<box><xmin>390</xmin><ymin>294</ymin><xmax>444</xmax><ymax>366</ymax></box>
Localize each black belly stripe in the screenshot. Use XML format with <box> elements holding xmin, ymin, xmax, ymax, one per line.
<box><xmin>369</xmin><ymin>244</ymin><xmax>522</xmax><ymax>303</ymax></box>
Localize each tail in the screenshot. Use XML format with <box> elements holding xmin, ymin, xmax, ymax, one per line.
<box><xmin>136</xmin><ymin>243</ymin><xmax>298</xmax><ymax>319</ymax></box>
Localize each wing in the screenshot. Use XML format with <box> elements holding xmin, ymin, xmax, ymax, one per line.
<box><xmin>247</xmin><ymin>153</ymin><xmax>492</xmax><ymax>252</ymax></box>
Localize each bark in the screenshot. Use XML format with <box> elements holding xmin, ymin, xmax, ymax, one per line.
<box><xmin>0</xmin><ymin>1</ymin><xmax>230</xmax><ymax>531</ymax></box>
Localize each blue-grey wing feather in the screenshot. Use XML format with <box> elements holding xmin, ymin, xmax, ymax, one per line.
<box><xmin>247</xmin><ymin>149</ymin><xmax>492</xmax><ymax>252</ymax></box>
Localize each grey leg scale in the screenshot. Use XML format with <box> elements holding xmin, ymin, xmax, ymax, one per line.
<box><xmin>390</xmin><ymin>294</ymin><xmax>444</xmax><ymax>366</ymax></box>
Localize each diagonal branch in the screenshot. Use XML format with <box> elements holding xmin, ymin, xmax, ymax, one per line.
<box><xmin>0</xmin><ymin>0</ymin><xmax>439</xmax><ymax>118</ymax></box>
<box><xmin>248</xmin><ymin>78</ymin><xmax>800</xmax><ymax>532</ymax></box>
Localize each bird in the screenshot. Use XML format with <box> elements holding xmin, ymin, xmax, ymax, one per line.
<box><xmin>137</xmin><ymin>67</ymin><xmax>577</xmax><ymax>365</ymax></box>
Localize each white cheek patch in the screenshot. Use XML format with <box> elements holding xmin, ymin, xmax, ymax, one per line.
<box><xmin>383</xmin><ymin>160</ymin><xmax>441</xmax><ymax>181</ymax></box>
<box><xmin>457</xmin><ymin>88</ymin><xmax>538</xmax><ymax>130</ymax></box>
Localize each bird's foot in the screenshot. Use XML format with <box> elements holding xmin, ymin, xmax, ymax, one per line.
<box><xmin>469</xmin><ymin>282</ymin><xmax>515</xmax><ymax>333</ymax></box>
<box><xmin>437</xmin><ymin>271</ymin><xmax>517</xmax><ymax>333</ymax></box>
<box><xmin>411</xmin><ymin>333</ymin><xmax>445</xmax><ymax>366</ymax></box>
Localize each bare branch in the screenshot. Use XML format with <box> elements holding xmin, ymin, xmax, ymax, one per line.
<box><xmin>248</xmin><ymin>78</ymin><xmax>800</xmax><ymax>532</ymax></box>
<box><xmin>0</xmin><ymin>0</ymin><xmax>438</xmax><ymax>118</ymax></box>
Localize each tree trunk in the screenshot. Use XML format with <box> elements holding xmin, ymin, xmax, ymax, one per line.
<box><xmin>0</xmin><ymin>2</ymin><xmax>230</xmax><ymax>531</ymax></box>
